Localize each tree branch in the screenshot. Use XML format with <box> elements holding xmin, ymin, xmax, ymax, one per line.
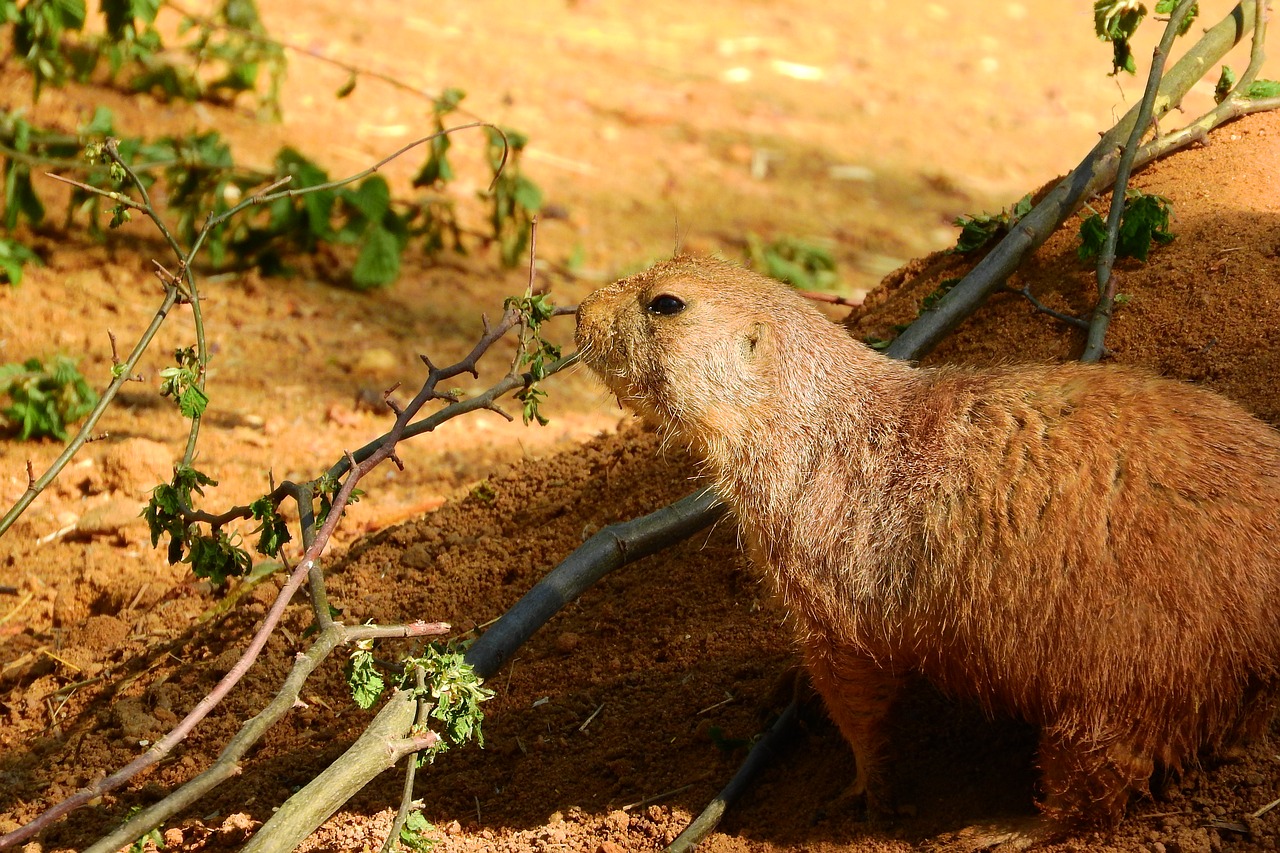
<box><xmin>885</xmin><ymin>0</ymin><xmax>1260</xmax><ymax>362</ymax></box>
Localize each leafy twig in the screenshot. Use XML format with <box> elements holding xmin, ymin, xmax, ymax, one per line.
<box><xmin>663</xmin><ymin>699</ymin><xmax>800</xmax><ymax>853</ymax></box>
<box><xmin>12</xmin><ymin>294</ymin><xmax>556</xmax><ymax>848</ymax></box>
<box><xmin>1082</xmin><ymin>0</ymin><xmax>1198</xmax><ymax>363</ymax></box>
<box><xmin>237</xmin><ymin>487</ymin><xmax>725</xmax><ymax>852</ymax></box>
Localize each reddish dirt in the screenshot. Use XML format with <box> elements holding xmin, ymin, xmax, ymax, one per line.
<box><xmin>3</xmin><ymin>2</ymin><xmax>1280</xmax><ymax>852</ymax></box>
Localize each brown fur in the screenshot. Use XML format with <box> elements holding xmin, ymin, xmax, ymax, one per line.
<box><xmin>574</xmin><ymin>256</ymin><xmax>1280</xmax><ymax>827</ymax></box>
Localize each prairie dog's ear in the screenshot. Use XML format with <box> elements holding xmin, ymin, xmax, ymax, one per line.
<box><xmin>743</xmin><ymin>321</ymin><xmax>769</xmax><ymax>359</ymax></box>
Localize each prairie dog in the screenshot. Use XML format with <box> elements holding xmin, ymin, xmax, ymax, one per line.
<box><xmin>575</xmin><ymin>255</ymin><xmax>1280</xmax><ymax>829</ymax></box>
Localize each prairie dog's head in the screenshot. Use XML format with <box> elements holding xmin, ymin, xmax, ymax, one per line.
<box><xmin>575</xmin><ymin>256</ymin><xmax>836</xmax><ymax>444</ymax></box>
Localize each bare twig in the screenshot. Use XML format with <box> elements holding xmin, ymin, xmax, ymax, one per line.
<box><xmin>664</xmin><ymin>699</ymin><xmax>800</xmax><ymax>853</ymax></box>
<box><xmin>1000</xmin><ymin>285</ymin><xmax>1091</xmax><ymax>331</ymax></box>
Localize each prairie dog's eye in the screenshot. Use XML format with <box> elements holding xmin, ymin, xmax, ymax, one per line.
<box><xmin>646</xmin><ymin>294</ymin><xmax>686</xmax><ymax>316</ymax></box>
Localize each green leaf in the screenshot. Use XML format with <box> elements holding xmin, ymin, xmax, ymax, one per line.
<box><xmin>79</xmin><ymin>106</ymin><xmax>116</xmax><ymax>137</ymax></box>
<box><xmin>4</xmin><ymin>167</ymin><xmax>46</xmax><ymax>230</ymax></box>
<box><xmin>512</xmin><ymin>175</ymin><xmax>543</xmax><ymax>212</ymax></box>
<box><xmin>344</xmin><ymin>175</ymin><xmax>391</xmax><ymax>221</ymax></box>
<box><xmin>1244</xmin><ymin>79</ymin><xmax>1280</xmax><ymax>99</ymax></box>
<box><xmin>347</xmin><ymin>640</ymin><xmax>385</xmax><ymax>710</ymax></box>
<box><xmin>951</xmin><ymin>193</ymin><xmax>1033</xmax><ymax>255</ymax></box>
<box><xmin>1116</xmin><ymin>191</ymin><xmax>1174</xmax><ymax>261</ymax></box>
<box><xmin>1077</xmin><ymin>191</ymin><xmax>1173</xmax><ymax>263</ymax></box>
<box><xmin>0</xmin><ymin>237</ymin><xmax>42</xmax><ymax>286</ymax></box>
<box><xmin>351</xmin><ymin>224</ymin><xmax>401</xmax><ymax>289</ymax></box>
<box><xmin>178</xmin><ymin>383</ymin><xmax>209</xmax><ymax>418</ymax></box>
<box><xmin>249</xmin><ymin>495</ymin><xmax>291</xmax><ymax>556</ymax></box>
<box><xmin>1094</xmin><ymin>0</ymin><xmax>1147</xmax><ymax>75</ymax></box>
<box><xmin>1154</xmin><ymin>0</ymin><xmax>1198</xmax><ymax>35</ymax></box>
<box><xmin>186</xmin><ymin>530</ymin><xmax>252</xmax><ymax>585</ymax></box>
<box><xmin>1215</xmin><ymin>65</ymin><xmax>1237</xmax><ymax>104</ymax></box>
<box><xmin>1077</xmin><ymin>214</ymin><xmax>1109</xmax><ymax>261</ymax></box>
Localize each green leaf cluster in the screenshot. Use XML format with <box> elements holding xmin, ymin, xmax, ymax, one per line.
<box><xmin>399</xmin><ymin>811</ymin><xmax>438</xmax><ymax>852</ymax></box>
<box><xmin>0</xmin><ymin>355</ymin><xmax>96</xmax><ymax>440</ymax></box>
<box><xmin>1077</xmin><ymin>190</ymin><xmax>1174</xmax><ymax>263</ymax></box>
<box><xmin>2</xmin><ymin>85</ymin><xmax>547</xmax><ymax>287</ymax></box>
<box><xmin>2</xmin><ymin>0</ymin><xmax>284</xmax><ymax>111</ymax></box>
<box><xmin>143</xmin><ymin>467</ymin><xmax>290</xmax><ymax>585</ymax></box>
<box><xmin>404</xmin><ymin>644</ymin><xmax>494</xmax><ymax>761</ymax></box>
<box><xmin>158</xmin><ymin>346</ymin><xmax>208</xmax><ymax>419</ymax></box>
<box><xmin>3</xmin><ymin>0</ymin><xmax>88</xmax><ymax>98</ymax></box>
<box><xmin>504</xmin><ymin>293</ymin><xmax>561</xmax><ymax>426</ymax></box>
<box><xmin>313</xmin><ymin>471</ymin><xmax>363</xmax><ymax>529</ymax></box>
<box><xmin>952</xmin><ymin>194</ymin><xmax>1032</xmax><ymax>254</ymax></box>
<box><xmin>186</xmin><ymin>528</ymin><xmax>252</xmax><ymax>586</ymax></box>
<box><xmin>249</xmin><ymin>495</ymin><xmax>290</xmax><ymax>556</ymax></box>
<box><xmin>1093</xmin><ymin>0</ymin><xmax>1198</xmax><ymax>75</ymax></box>
<box><xmin>745</xmin><ymin>234</ymin><xmax>839</xmax><ymax>291</ymax></box>
<box><xmin>343</xmin><ymin>640</ymin><xmax>494</xmax><ymax>762</ymax></box>
<box><xmin>347</xmin><ymin>637</ymin><xmax>386</xmax><ymax>711</ymax></box>
<box><xmin>143</xmin><ymin>465</ymin><xmax>214</xmax><ymax>564</ymax></box>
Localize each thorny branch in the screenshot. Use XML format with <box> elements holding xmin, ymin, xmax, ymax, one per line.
<box><xmin>6</xmin><ymin>303</ymin><xmax>574</xmax><ymax>850</ymax></box>
<box><xmin>0</xmin><ymin>126</ymin><xmax>536</xmax><ymax>851</ymax></box>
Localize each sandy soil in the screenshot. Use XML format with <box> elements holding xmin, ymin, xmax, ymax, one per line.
<box><xmin>2</xmin><ymin>1</ymin><xmax>1280</xmax><ymax>851</ymax></box>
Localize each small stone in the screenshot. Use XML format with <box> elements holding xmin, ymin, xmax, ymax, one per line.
<box><xmin>555</xmin><ymin>632</ymin><xmax>580</xmax><ymax>653</ymax></box>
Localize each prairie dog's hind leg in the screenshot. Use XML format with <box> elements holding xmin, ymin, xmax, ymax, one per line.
<box><xmin>802</xmin><ymin>637</ymin><xmax>904</xmax><ymax>814</ymax></box>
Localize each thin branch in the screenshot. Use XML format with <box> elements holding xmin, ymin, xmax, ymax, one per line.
<box><xmin>42</xmin><ymin>173</ymin><xmax>147</xmax><ymax>211</ymax></box>
<box><xmin>1082</xmin><ymin>0</ymin><xmax>1197</xmax><ymax>362</ymax></box>
<box><xmin>160</xmin><ymin>0</ymin><xmax>487</xmax><ymax>122</ymax></box>
<box><xmin>663</xmin><ymin>699</ymin><xmax>800</xmax><ymax>853</ymax></box>
<box><xmin>0</xmin><ymin>286</ymin><xmax>181</xmax><ymax>538</ymax></box>
<box><xmin>1000</xmin><ymin>285</ymin><xmax>1091</xmax><ymax>331</ymax></box>
<box><xmin>379</xmin><ymin>667</ymin><xmax>430</xmax><ymax>853</ymax></box>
